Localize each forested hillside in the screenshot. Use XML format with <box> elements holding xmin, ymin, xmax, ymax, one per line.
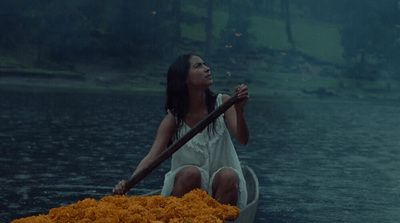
<box><xmin>1</xmin><ymin>0</ymin><xmax>400</xmax><ymax>96</ymax></box>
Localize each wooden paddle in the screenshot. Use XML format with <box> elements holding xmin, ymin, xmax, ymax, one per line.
<box><xmin>118</xmin><ymin>92</ymin><xmax>240</xmax><ymax>195</ymax></box>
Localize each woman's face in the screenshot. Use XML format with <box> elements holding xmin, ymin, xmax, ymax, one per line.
<box><xmin>186</xmin><ymin>55</ymin><xmax>212</xmax><ymax>89</ymax></box>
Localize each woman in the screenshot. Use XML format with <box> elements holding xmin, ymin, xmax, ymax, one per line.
<box><xmin>114</xmin><ymin>54</ymin><xmax>249</xmax><ymax>209</ymax></box>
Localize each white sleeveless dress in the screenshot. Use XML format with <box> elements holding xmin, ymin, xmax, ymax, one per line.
<box><xmin>161</xmin><ymin>94</ymin><xmax>248</xmax><ymax>209</ymax></box>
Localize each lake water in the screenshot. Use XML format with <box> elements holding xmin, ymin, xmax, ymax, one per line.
<box><xmin>1</xmin><ymin>89</ymin><xmax>399</xmax><ymax>222</ymax></box>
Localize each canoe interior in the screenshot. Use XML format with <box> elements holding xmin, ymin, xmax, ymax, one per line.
<box><xmin>141</xmin><ymin>166</ymin><xmax>259</xmax><ymax>223</ymax></box>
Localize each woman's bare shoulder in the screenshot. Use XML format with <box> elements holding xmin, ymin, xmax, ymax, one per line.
<box><xmin>160</xmin><ymin>112</ymin><xmax>176</xmax><ymax>128</ymax></box>
<box><xmin>221</xmin><ymin>94</ymin><xmax>231</xmax><ymax>103</ymax></box>
<box><xmin>165</xmin><ymin>112</ymin><xmax>175</xmax><ymax>120</ymax></box>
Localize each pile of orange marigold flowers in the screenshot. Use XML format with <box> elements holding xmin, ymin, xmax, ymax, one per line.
<box><xmin>12</xmin><ymin>189</ymin><xmax>240</xmax><ymax>223</ymax></box>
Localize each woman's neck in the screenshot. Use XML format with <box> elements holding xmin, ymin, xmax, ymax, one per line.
<box><xmin>188</xmin><ymin>89</ymin><xmax>207</xmax><ymax>114</ymax></box>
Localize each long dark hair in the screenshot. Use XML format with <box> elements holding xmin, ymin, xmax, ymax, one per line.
<box><xmin>165</xmin><ymin>54</ymin><xmax>217</xmax><ymax>136</ymax></box>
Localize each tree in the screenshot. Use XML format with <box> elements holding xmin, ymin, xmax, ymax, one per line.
<box><xmin>294</xmin><ymin>0</ymin><xmax>400</xmax><ymax>80</ymax></box>
<box><xmin>337</xmin><ymin>0</ymin><xmax>400</xmax><ymax>80</ymax></box>
<box><xmin>105</xmin><ymin>1</ymin><xmax>171</xmax><ymax>62</ymax></box>
<box><xmin>172</xmin><ymin>0</ymin><xmax>181</xmax><ymax>48</ymax></box>
<box><xmin>282</xmin><ymin>0</ymin><xmax>294</xmax><ymax>49</ymax></box>
<box><xmin>205</xmin><ymin>0</ymin><xmax>213</xmax><ymax>58</ymax></box>
<box><xmin>221</xmin><ymin>0</ymin><xmax>250</xmax><ymax>54</ymax></box>
<box><xmin>0</xmin><ymin>0</ymin><xmax>25</xmax><ymax>49</ymax></box>
<box><xmin>267</xmin><ymin>0</ymin><xmax>275</xmax><ymax>18</ymax></box>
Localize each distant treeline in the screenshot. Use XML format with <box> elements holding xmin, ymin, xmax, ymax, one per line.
<box><xmin>1</xmin><ymin>0</ymin><xmax>399</xmax><ymax>79</ymax></box>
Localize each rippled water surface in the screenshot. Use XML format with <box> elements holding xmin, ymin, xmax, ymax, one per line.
<box><xmin>1</xmin><ymin>89</ymin><xmax>399</xmax><ymax>222</ymax></box>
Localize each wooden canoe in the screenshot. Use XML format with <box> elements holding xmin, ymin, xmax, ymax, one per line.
<box><xmin>233</xmin><ymin>165</ymin><xmax>259</xmax><ymax>223</ymax></box>
<box><xmin>142</xmin><ymin>166</ymin><xmax>259</xmax><ymax>223</ymax></box>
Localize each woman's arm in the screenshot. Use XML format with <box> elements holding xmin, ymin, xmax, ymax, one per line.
<box><xmin>114</xmin><ymin>113</ymin><xmax>175</xmax><ymax>194</ymax></box>
<box><xmin>131</xmin><ymin>113</ymin><xmax>175</xmax><ymax>176</ymax></box>
<box><xmin>222</xmin><ymin>84</ymin><xmax>250</xmax><ymax>145</ymax></box>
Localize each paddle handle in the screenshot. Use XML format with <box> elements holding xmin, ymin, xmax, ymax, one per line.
<box><xmin>120</xmin><ymin>92</ymin><xmax>240</xmax><ymax>194</ymax></box>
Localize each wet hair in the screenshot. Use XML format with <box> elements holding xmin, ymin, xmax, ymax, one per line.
<box><xmin>165</xmin><ymin>54</ymin><xmax>217</xmax><ymax>137</ymax></box>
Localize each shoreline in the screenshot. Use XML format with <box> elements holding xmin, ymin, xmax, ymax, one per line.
<box><xmin>0</xmin><ymin>76</ymin><xmax>166</xmax><ymax>94</ymax></box>
<box><xmin>1</xmin><ymin>75</ymin><xmax>400</xmax><ymax>103</ymax></box>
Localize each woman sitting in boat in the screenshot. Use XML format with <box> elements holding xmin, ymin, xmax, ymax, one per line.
<box><xmin>114</xmin><ymin>53</ymin><xmax>250</xmax><ymax>209</ymax></box>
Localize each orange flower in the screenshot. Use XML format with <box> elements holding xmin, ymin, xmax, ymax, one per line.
<box><xmin>12</xmin><ymin>189</ymin><xmax>240</xmax><ymax>223</ymax></box>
